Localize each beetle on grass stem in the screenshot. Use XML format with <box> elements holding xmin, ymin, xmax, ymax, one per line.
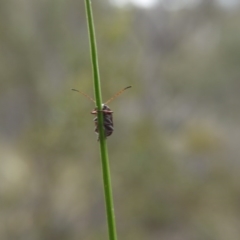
<box><xmin>72</xmin><ymin>86</ymin><xmax>131</xmax><ymax>139</ymax></box>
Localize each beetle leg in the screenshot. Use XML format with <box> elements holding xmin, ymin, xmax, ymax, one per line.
<box><xmin>102</xmin><ymin>110</ymin><xmax>113</xmax><ymax>113</ymax></box>
<box><xmin>91</xmin><ymin>110</ymin><xmax>113</xmax><ymax>114</ymax></box>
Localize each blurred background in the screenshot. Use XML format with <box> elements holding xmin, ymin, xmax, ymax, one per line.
<box><xmin>1</xmin><ymin>0</ymin><xmax>240</xmax><ymax>239</ymax></box>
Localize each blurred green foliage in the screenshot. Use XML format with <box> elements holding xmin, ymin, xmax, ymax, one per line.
<box><xmin>0</xmin><ymin>0</ymin><xmax>240</xmax><ymax>239</ymax></box>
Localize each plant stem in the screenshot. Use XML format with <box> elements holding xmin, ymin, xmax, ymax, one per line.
<box><xmin>84</xmin><ymin>1</ymin><xmax>118</xmax><ymax>240</ymax></box>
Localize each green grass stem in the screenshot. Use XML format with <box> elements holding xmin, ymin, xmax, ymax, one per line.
<box><xmin>84</xmin><ymin>1</ymin><xmax>118</xmax><ymax>240</ymax></box>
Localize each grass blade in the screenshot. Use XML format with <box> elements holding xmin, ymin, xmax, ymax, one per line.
<box><xmin>84</xmin><ymin>1</ymin><xmax>118</xmax><ymax>239</ymax></box>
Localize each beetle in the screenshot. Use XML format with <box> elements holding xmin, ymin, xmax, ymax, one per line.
<box><xmin>72</xmin><ymin>86</ymin><xmax>131</xmax><ymax>139</ymax></box>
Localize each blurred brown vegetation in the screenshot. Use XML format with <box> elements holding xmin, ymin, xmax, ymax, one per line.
<box><xmin>0</xmin><ymin>0</ymin><xmax>240</xmax><ymax>239</ymax></box>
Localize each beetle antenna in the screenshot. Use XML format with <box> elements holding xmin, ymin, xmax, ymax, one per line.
<box><xmin>104</xmin><ymin>86</ymin><xmax>131</xmax><ymax>105</ymax></box>
<box><xmin>72</xmin><ymin>89</ymin><xmax>96</xmax><ymax>103</ymax></box>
